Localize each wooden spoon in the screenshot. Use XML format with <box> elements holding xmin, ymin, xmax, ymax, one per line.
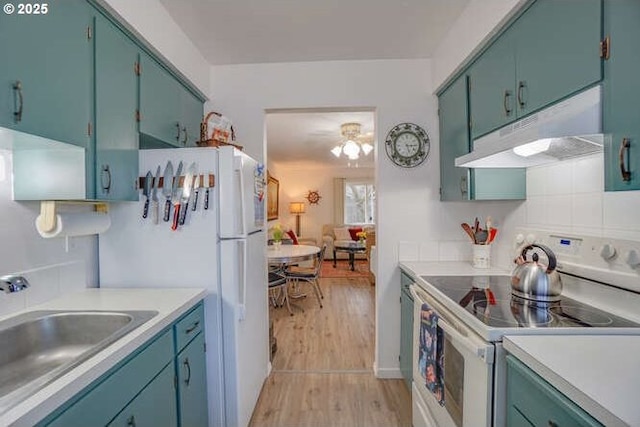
<box><xmin>461</xmin><ymin>223</ymin><xmax>476</xmax><ymax>243</ymax></box>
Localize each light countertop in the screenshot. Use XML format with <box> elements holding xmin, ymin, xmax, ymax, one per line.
<box><xmin>0</xmin><ymin>287</ymin><xmax>207</xmax><ymax>427</ymax></box>
<box><xmin>399</xmin><ymin>261</ymin><xmax>510</xmax><ymax>278</ymax></box>
<box><xmin>504</xmin><ymin>335</ymin><xmax>640</xmax><ymax>427</ymax></box>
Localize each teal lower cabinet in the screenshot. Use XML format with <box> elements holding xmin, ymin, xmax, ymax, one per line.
<box><xmin>399</xmin><ymin>271</ymin><xmax>414</xmax><ymax>390</ymax></box>
<box><xmin>506</xmin><ymin>355</ymin><xmax>603</xmax><ymax>427</ymax></box>
<box><xmin>108</xmin><ymin>363</ymin><xmax>177</xmax><ymax>427</ymax></box>
<box><xmin>40</xmin><ymin>302</ymin><xmax>208</xmax><ymax>427</ymax></box>
<box><xmin>176</xmin><ymin>333</ymin><xmax>208</xmax><ymax>427</ymax></box>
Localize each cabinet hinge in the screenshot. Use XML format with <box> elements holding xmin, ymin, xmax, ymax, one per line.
<box><xmin>135</xmin><ymin>110</ymin><xmax>141</xmax><ymax>122</ymax></box>
<box><xmin>87</xmin><ymin>26</ymin><xmax>92</xmax><ymax>40</ymax></box>
<box><xmin>600</xmin><ymin>36</ymin><xmax>610</xmax><ymax>60</ymax></box>
<box><xmin>468</xmin><ymin>119</ymin><xmax>473</xmax><ymax>130</ymax></box>
<box><xmin>87</xmin><ymin>122</ymin><xmax>92</xmax><ymax>137</ymax></box>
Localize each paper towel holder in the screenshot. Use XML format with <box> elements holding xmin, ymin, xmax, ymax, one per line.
<box><xmin>36</xmin><ymin>200</ymin><xmax>109</xmax><ymax>234</ymax></box>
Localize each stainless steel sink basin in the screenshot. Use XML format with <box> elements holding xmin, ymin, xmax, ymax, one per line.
<box><xmin>0</xmin><ymin>309</ymin><xmax>158</xmax><ymax>414</ymax></box>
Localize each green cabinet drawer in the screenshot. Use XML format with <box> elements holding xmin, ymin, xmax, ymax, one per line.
<box><xmin>603</xmin><ymin>0</ymin><xmax>640</xmax><ymax>191</ymax></box>
<box><xmin>108</xmin><ymin>363</ymin><xmax>178</xmax><ymax>427</ymax></box>
<box><xmin>45</xmin><ymin>329</ymin><xmax>174</xmax><ymax>427</ymax></box>
<box><xmin>175</xmin><ymin>303</ymin><xmax>205</xmax><ymax>353</ymax></box>
<box><xmin>177</xmin><ymin>332</ymin><xmax>208</xmax><ymax>427</ymax></box>
<box><xmin>506</xmin><ymin>355</ymin><xmax>603</xmax><ymax>427</ymax></box>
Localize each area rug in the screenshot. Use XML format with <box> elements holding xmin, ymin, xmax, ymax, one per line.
<box><xmin>320</xmin><ymin>259</ymin><xmax>370</xmax><ymax>278</ymax></box>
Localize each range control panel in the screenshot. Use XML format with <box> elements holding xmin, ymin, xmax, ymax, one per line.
<box><xmin>513</xmin><ymin>228</ymin><xmax>640</xmax><ymax>293</ymax></box>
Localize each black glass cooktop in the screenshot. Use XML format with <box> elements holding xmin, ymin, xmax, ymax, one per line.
<box><xmin>420</xmin><ymin>275</ymin><xmax>640</xmax><ymax>329</ymax></box>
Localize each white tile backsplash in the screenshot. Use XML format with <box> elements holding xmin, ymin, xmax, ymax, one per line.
<box><xmin>524</xmin><ymin>152</ymin><xmax>640</xmax><ymax>241</ymax></box>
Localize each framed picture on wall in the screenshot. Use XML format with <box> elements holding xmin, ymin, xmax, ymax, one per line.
<box><xmin>267</xmin><ymin>172</ymin><xmax>279</xmax><ymax>220</ymax></box>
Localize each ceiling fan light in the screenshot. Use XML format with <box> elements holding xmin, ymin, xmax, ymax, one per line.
<box><xmin>361</xmin><ymin>142</ymin><xmax>373</xmax><ymax>155</ymax></box>
<box><xmin>343</xmin><ymin>140</ymin><xmax>360</xmax><ymax>158</ymax></box>
<box><xmin>331</xmin><ymin>145</ymin><xmax>342</xmax><ymax>157</ymax></box>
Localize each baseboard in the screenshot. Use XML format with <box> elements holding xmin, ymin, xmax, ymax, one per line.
<box><xmin>373</xmin><ymin>363</ymin><xmax>403</xmax><ymax>379</ymax></box>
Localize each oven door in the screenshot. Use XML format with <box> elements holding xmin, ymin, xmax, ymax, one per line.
<box><xmin>410</xmin><ymin>284</ymin><xmax>495</xmax><ymax>427</ymax></box>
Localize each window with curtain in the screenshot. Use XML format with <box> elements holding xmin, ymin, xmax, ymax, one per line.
<box><xmin>344</xmin><ymin>179</ymin><xmax>375</xmax><ymax>224</ymax></box>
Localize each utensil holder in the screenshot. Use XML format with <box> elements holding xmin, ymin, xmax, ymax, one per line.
<box><xmin>472</xmin><ymin>244</ymin><xmax>491</xmax><ymax>269</ymax></box>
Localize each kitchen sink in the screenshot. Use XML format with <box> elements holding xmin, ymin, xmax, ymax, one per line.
<box><xmin>0</xmin><ymin>309</ymin><xmax>158</xmax><ymax>414</ymax></box>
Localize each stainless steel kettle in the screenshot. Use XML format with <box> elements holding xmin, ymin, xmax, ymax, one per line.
<box><xmin>511</xmin><ymin>244</ymin><xmax>562</xmax><ymax>302</ymax></box>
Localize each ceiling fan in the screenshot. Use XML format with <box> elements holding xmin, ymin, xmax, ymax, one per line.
<box><xmin>331</xmin><ymin>122</ymin><xmax>374</xmax><ymax>160</ymax></box>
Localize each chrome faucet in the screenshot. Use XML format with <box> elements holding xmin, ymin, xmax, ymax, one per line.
<box><xmin>0</xmin><ymin>275</ymin><xmax>30</xmax><ymax>293</ymax></box>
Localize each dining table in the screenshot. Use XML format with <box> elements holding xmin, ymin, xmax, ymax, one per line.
<box><xmin>267</xmin><ymin>244</ymin><xmax>320</xmax><ymax>265</ymax></box>
<box><xmin>267</xmin><ymin>244</ymin><xmax>320</xmax><ymax>310</ymax></box>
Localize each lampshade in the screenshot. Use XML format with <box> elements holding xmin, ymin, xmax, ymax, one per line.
<box><xmin>289</xmin><ymin>202</ymin><xmax>305</xmax><ymax>214</ymax></box>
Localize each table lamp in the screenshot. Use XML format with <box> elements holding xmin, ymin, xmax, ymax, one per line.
<box><xmin>289</xmin><ymin>202</ymin><xmax>305</xmax><ymax>236</ymax></box>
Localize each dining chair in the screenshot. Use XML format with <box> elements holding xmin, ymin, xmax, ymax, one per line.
<box><xmin>268</xmin><ymin>271</ymin><xmax>292</xmax><ymax>316</ymax></box>
<box><xmin>284</xmin><ymin>245</ymin><xmax>326</xmax><ymax>308</ymax></box>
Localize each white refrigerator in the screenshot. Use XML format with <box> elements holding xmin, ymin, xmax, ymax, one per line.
<box><xmin>99</xmin><ymin>146</ymin><xmax>268</xmax><ymax>427</ymax></box>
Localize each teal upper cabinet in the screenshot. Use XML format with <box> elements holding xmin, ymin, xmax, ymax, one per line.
<box><xmin>515</xmin><ymin>0</ymin><xmax>602</xmax><ymax>116</ymax></box>
<box><xmin>439</xmin><ymin>75</ymin><xmax>526</xmax><ymax>201</ymax></box>
<box><xmin>0</xmin><ymin>0</ymin><xmax>93</xmax><ymax>148</ymax></box>
<box><xmin>139</xmin><ymin>54</ymin><xmax>203</xmax><ymax>148</ymax></box>
<box><xmin>181</xmin><ymin>89</ymin><xmax>204</xmax><ymax>147</ymax></box>
<box><xmin>469</xmin><ymin>0</ymin><xmax>603</xmax><ymax>139</ymax></box>
<box><xmin>468</xmin><ymin>32</ymin><xmax>516</xmax><ymax>139</ymax></box>
<box><xmin>94</xmin><ymin>14</ymin><xmax>139</xmax><ymax>200</ymax></box>
<box><xmin>603</xmin><ymin>0</ymin><xmax>640</xmax><ymax>191</ymax></box>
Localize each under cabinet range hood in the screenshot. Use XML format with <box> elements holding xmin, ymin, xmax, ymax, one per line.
<box><xmin>456</xmin><ymin>85</ymin><xmax>604</xmax><ymax>168</ymax></box>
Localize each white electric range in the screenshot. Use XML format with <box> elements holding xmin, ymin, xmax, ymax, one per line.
<box><xmin>403</xmin><ymin>228</ymin><xmax>640</xmax><ymax>427</ymax></box>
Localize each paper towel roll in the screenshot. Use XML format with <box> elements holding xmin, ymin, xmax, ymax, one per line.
<box><xmin>36</xmin><ymin>212</ymin><xmax>111</xmax><ymax>238</ymax></box>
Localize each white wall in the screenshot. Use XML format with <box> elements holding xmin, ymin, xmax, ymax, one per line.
<box><xmin>431</xmin><ymin>0</ymin><xmax>525</xmax><ymax>91</ymax></box>
<box><xmin>0</xmin><ymin>151</ymin><xmax>95</xmax><ymax>317</ymax></box>
<box><xmin>209</xmin><ymin>59</ymin><xmax>520</xmax><ymax>376</ymax></box>
<box><xmin>267</xmin><ymin>164</ymin><xmax>374</xmax><ymax>243</ymax></box>
<box><xmin>101</xmin><ymin>0</ymin><xmax>210</xmax><ymax>95</ymax></box>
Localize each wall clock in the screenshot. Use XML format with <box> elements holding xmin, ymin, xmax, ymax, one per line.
<box><xmin>306</xmin><ymin>190</ymin><xmax>321</xmax><ymax>205</ymax></box>
<box><xmin>384</xmin><ymin>123</ymin><xmax>430</xmax><ymax>168</ymax></box>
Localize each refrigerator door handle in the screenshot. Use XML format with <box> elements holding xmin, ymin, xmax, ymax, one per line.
<box><xmin>238</xmin><ymin>239</ymin><xmax>247</xmax><ymax>321</ymax></box>
<box><xmin>236</xmin><ymin>157</ymin><xmax>247</xmax><ymax>237</ymax></box>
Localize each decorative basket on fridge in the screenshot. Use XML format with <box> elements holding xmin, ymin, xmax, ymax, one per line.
<box><xmin>197</xmin><ymin>111</ymin><xmax>243</xmax><ymax>150</ymax></box>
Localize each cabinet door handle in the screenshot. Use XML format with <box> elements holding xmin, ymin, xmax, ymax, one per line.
<box><xmin>182</xmin><ymin>126</ymin><xmax>188</xmax><ymax>145</ymax></box>
<box><xmin>101</xmin><ymin>165</ymin><xmax>112</xmax><ymax>194</ymax></box>
<box><xmin>619</xmin><ymin>138</ymin><xmax>632</xmax><ymax>182</ymax></box>
<box><xmin>459</xmin><ymin>175</ymin><xmax>468</xmax><ymax>197</ymax></box>
<box><xmin>548</xmin><ymin>421</ymin><xmax>558</xmax><ymax>427</ymax></box>
<box><xmin>517</xmin><ymin>81</ymin><xmax>527</xmax><ymax>109</ymax></box>
<box><xmin>183</xmin><ymin>357</ymin><xmax>192</xmax><ymax>386</ymax></box>
<box><xmin>176</xmin><ymin>122</ymin><xmax>182</xmax><ymax>142</ymax></box>
<box><xmin>127</xmin><ymin>415</ymin><xmax>136</xmax><ymax>427</ymax></box>
<box><xmin>185</xmin><ymin>320</ymin><xmax>200</xmax><ymax>334</ymax></box>
<box><xmin>503</xmin><ymin>90</ymin><xmax>512</xmax><ymax>116</ymax></box>
<box><xmin>13</xmin><ymin>81</ymin><xmax>23</xmax><ymax>123</ymax></box>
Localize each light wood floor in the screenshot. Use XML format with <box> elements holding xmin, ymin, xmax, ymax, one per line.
<box><xmin>249</xmin><ymin>276</ymin><xmax>411</xmax><ymax>427</ymax></box>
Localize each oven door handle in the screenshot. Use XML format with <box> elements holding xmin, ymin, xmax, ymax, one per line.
<box><xmin>437</xmin><ymin>317</ymin><xmax>494</xmax><ymax>363</ymax></box>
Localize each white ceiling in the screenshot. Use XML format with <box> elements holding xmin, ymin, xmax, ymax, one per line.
<box><xmin>160</xmin><ymin>0</ymin><xmax>470</xmax><ymax>167</ymax></box>
<box><xmin>266</xmin><ymin>110</ymin><xmax>375</xmax><ymax>169</ymax></box>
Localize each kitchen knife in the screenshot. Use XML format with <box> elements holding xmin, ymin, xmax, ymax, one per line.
<box><xmin>170</xmin><ymin>161</ymin><xmax>184</xmax><ymax>230</ymax></box>
<box><xmin>151</xmin><ymin>165</ymin><xmax>161</xmax><ymax>224</ymax></box>
<box><xmin>191</xmin><ymin>165</ymin><xmax>200</xmax><ymax>211</ymax></box>
<box><xmin>178</xmin><ymin>163</ymin><xmax>196</xmax><ymax>226</ymax></box>
<box><xmin>162</xmin><ymin>161</ymin><xmax>174</xmax><ymax>222</ymax></box>
<box><xmin>142</xmin><ymin>170</ymin><xmax>153</xmax><ymax>219</ymax></box>
<box><xmin>204</xmin><ymin>174</ymin><xmax>211</xmax><ymax>210</ymax></box>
